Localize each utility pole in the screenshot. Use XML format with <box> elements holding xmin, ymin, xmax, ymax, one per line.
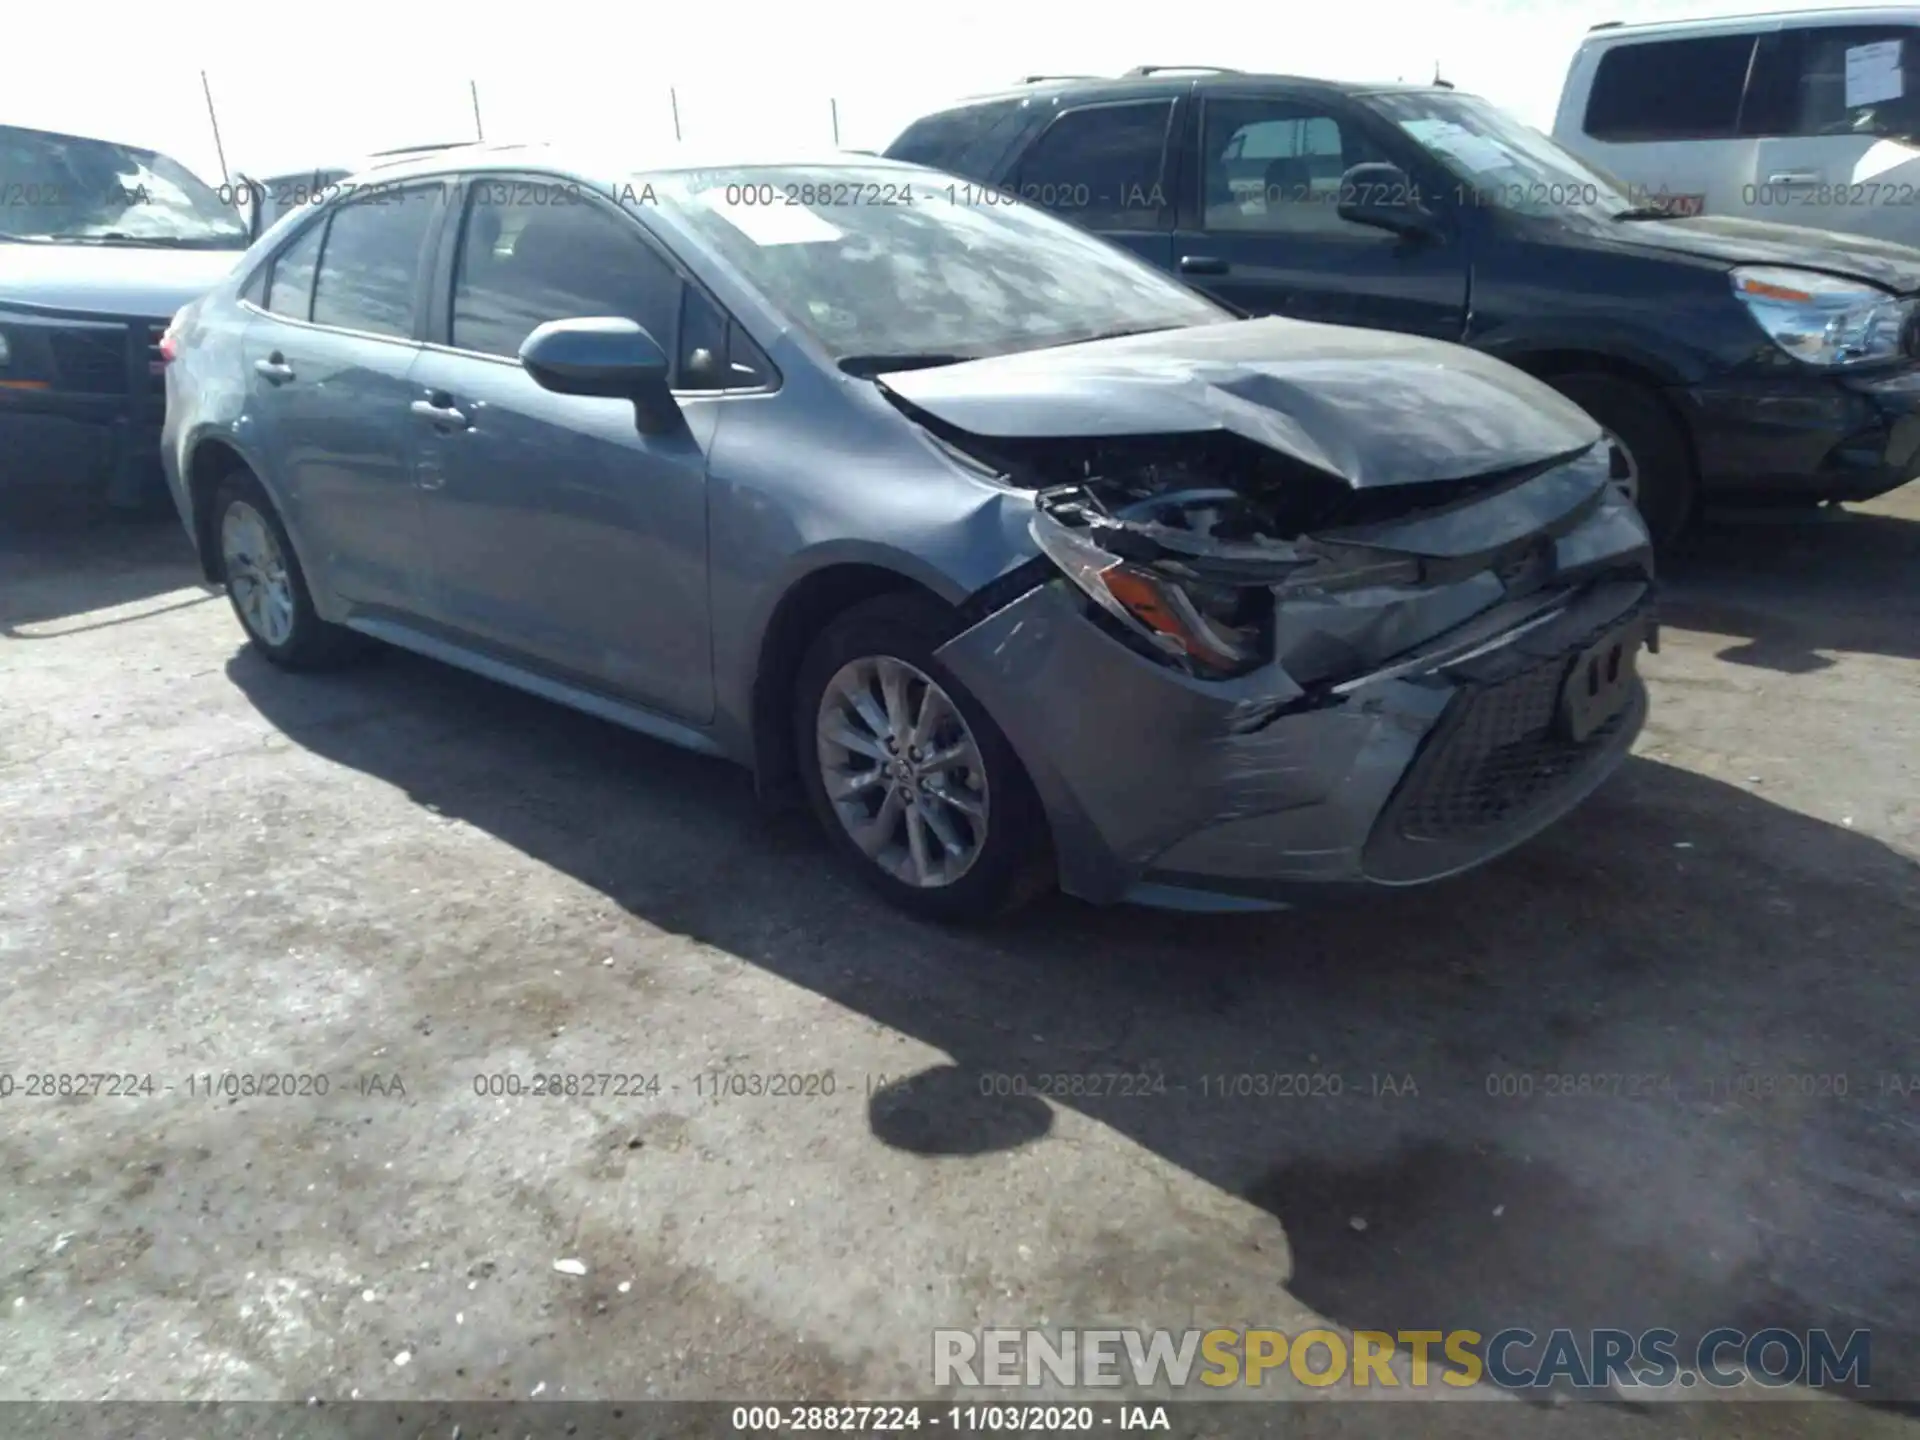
<box><xmin>670</xmin><ymin>87</ymin><xmax>682</xmax><ymax>141</ymax></box>
<box><xmin>830</xmin><ymin>98</ymin><xmax>841</xmax><ymax>147</ymax></box>
<box><xmin>470</xmin><ymin>80</ymin><xmax>485</xmax><ymax>141</ymax></box>
<box><xmin>200</xmin><ymin>70</ymin><xmax>230</xmax><ymax>184</ymax></box>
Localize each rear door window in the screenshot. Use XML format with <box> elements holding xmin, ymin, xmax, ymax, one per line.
<box><xmin>263</xmin><ymin>220</ymin><xmax>324</xmax><ymax>320</ymax></box>
<box><xmin>1011</xmin><ymin>100</ymin><xmax>1175</xmax><ymax>228</ymax></box>
<box><xmin>309</xmin><ymin>185</ymin><xmax>441</xmax><ymax>339</ymax></box>
<box><xmin>1583</xmin><ymin>35</ymin><xmax>1758</xmax><ymax>141</ymax></box>
<box><xmin>1740</xmin><ymin>25</ymin><xmax>1920</xmax><ymax>138</ymax></box>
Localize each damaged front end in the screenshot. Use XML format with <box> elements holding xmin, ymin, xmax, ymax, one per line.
<box><xmin>926</xmin><ymin>426</ymin><xmax>1656</xmax><ymax>909</ymax></box>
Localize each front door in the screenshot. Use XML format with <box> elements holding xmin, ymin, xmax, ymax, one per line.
<box><xmin>1169</xmin><ymin>93</ymin><xmax>1470</xmax><ymax>342</ymax></box>
<box><xmin>409</xmin><ymin>179</ymin><xmax>716</xmax><ymax>723</ymax></box>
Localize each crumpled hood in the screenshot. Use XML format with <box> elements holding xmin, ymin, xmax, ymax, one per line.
<box><xmin>1594</xmin><ymin>213</ymin><xmax>1920</xmax><ymax>293</ymax></box>
<box><xmin>0</xmin><ymin>242</ymin><xmax>241</xmax><ymax>319</ymax></box>
<box><xmin>878</xmin><ymin>316</ymin><xmax>1601</xmax><ymax>489</ymax></box>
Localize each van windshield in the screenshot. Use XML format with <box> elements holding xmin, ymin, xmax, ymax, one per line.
<box><xmin>0</xmin><ymin>125</ymin><xmax>249</xmax><ymax>249</ymax></box>
<box><xmin>1361</xmin><ymin>91</ymin><xmax>1655</xmax><ymax>222</ymax></box>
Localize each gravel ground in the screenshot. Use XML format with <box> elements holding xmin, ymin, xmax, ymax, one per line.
<box><xmin>1</xmin><ymin>485</ymin><xmax>1917</xmax><ymax>1439</ymax></box>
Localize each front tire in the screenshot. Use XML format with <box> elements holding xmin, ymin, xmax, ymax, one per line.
<box><xmin>1547</xmin><ymin>372</ymin><xmax>1695</xmax><ymax>551</ymax></box>
<box><xmin>214</xmin><ymin>471</ymin><xmax>366</xmax><ymax>670</ymax></box>
<box><xmin>794</xmin><ymin>594</ymin><xmax>1052</xmax><ymax>921</ymax></box>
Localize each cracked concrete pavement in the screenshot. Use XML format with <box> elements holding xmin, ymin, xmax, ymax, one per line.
<box><xmin>1</xmin><ymin>486</ymin><xmax>1917</xmax><ymax>1439</ymax></box>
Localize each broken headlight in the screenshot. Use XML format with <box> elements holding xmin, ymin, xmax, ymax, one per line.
<box><xmin>1030</xmin><ymin>509</ymin><xmax>1266</xmax><ymax>676</ymax></box>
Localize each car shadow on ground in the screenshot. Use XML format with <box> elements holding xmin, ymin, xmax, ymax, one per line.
<box><xmin>0</xmin><ymin>491</ymin><xmax>206</xmax><ymax>634</ymax></box>
<box><xmin>1663</xmin><ymin>500</ymin><xmax>1920</xmax><ymax>671</ymax></box>
<box><xmin>228</xmin><ymin>640</ymin><xmax>1920</xmax><ymax>1413</ymax></box>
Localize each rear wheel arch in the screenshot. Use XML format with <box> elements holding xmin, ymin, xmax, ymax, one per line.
<box><xmin>749</xmin><ymin>564</ymin><xmax>950</xmax><ymax>802</ymax></box>
<box><xmin>185</xmin><ymin>437</ymin><xmax>253</xmax><ymax>583</ymax></box>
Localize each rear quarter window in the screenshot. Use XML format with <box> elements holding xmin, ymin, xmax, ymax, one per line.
<box><xmin>885</xmin><ymin>101</ymin><xmax>1026</xmax><ymax>178</ymax></box>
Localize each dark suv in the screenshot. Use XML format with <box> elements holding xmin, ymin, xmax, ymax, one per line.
<box><xmin>888</xmin><ymin>67</ymin><xmax>1920</xmax><ymax>546</ymax></box>
<box><xmin>1</xmin><ymin>124</ymin><xmax>249</xmax><ymax>508</ymax></box>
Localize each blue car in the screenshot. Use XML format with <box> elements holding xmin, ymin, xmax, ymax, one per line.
<box><xmin>161</xmin><ymin>145</ymin><xmax>1654</xmax><ymax>919</ymax></box>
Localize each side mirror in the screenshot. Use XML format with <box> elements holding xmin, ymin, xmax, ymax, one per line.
<box><xmin>1336</xmin><ymin>163</ymin><xmax>1438</xmax><ymax>239</ymax></box>
<box><xmin>519</xmin><ymin>317</ymin><xmax>680</xmax><ymax>433</ymax></box>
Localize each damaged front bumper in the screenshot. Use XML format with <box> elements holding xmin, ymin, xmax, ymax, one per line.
<box><xmin>934</xmin><ymin>465</ymin><xmax>1655</xmax><ymax>911</ymax></box>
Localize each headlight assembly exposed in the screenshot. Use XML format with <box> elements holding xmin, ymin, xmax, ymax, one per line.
<box><xmin>1029</xmin><ymin>509</ymin><xmax>1265</xmax><ymax>675</ymax></box>
<box><xmin>1731</xmin><ymin>265</ymin><xmax>1916</xmax><ymax>367</ymax></box>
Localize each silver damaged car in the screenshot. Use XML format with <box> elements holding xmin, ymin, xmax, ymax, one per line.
<box><xmin>160</xmin><ymin>147</ymin><xmax>1656</xmax><ymax>920</ymax></box>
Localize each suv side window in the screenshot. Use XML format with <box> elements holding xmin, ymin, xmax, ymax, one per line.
<box><xmin>1584</xmin><ymin>35</ymin><xmax>1757</xmax><ymax>141</ymax></box>
<box><xmin>887</xmin><ymin>100</ymin><xmax>1027</xmax><ymax>179</ymax></box>
<box><xmin>1201</xmin><ymin>99</ymin><xmax>1391</xmax><ymax>234</ymax></box>
<box><xmin>1011</xmin><ymin>100</ymin><xmax>1174</xmax><ymax>229</ymax></box>
<box><xmin>450</xmin><ymin>181</ymin><xmax>684</xmax><ymax>375</ymax></box>
<box><xmin>310</xmin><ymin>185</ymin><xmax>440</xmax><ymax>338</ymax></box>
<box><xmin>263</xmin><ymin>219</ymin><xmax>324</xmax><ymax>320</ymax></box>
<box><xmin>1741</xmin><ymin>25</ymin><xmax>1920</xmax><ymax>139</ymax></box>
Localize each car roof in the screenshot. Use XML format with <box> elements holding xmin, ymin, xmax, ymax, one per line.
<box><xmin>350</xmin><ymin>141</ymin><xmax>926</xmax><ymax>191</ymax></box>
<box><xmin>949</xmin><ymin>72</ymin><xmax>1461</xmax><ymax>107</ymax></box>
<box><xmin>1580</xmin><ymin>6</ymin><xmax>1920</xmax><ymax>42</ymax></box>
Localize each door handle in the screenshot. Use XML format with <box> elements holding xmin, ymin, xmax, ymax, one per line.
<box><xmin>409</xmin><ymin>396</ymin><xmax>469</xmax><ymax>430</ymax></box>
<box><xmin>253</xmin><ymin>353</ymin><xmax>294</xmax><ymax>384</ymax></box>
<box><xmin>1766</xmin><ymin>171</ymin><xmax>1821</xmax><ymax>186</ymax></box>
<box><xmin>1179</xmin><ymin>254</ymin><xmax>1229</xmax><ymax>275</ymax></box>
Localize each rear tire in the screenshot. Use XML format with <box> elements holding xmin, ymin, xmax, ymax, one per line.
<box><xmin>213</xmin><ymin>470</ymin><xmax>367</xmax><ymax>670</ymax></box>
<box><xmin>794</xmin><ymin>594</ymin><xmax>1052</xmax><ymax>922</ymax></box>
<box><xmin>1546</xmin><ymin>372</ymin><xmax>1695</xmax><ymax>551</ymax></box>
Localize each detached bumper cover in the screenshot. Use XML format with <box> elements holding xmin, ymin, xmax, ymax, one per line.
<box><xmin>1675</xmin><ymin>364</ymin><xmax>1920</xmax><ymax>503</ymax></box>
<box><xmin>936</xmin><ymin>488</ymin><xmax>1654</xmax><ymax>908</ymax></box>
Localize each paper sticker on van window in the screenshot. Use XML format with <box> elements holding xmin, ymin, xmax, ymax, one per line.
<box><xmin>1845</xmin><ymin>40</ymin><xmax>1905</xmax><ymax>109</ymax></box>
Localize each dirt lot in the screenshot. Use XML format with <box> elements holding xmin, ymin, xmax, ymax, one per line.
<box><xmin>1</xmin><ymin>485</ymin><xmax>1917</xmax><ymax>1438</ymax></box>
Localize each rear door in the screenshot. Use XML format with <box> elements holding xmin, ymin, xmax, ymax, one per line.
<box><xmin>1738</xmin><ymin>19</ymin><xmax>1920</xmax><ymax>245</ymax></box>
<box><xmin>407</xmin><ymin>176</ymin><xmax>734</xmax><ymax>723</ymax></box>
<box><xmin>239</xmin><ymin>181</ymin><xmax>445</xmax><ymax>615</ymax></box>
<box><xmin>1568</xmin><ymin>30</ymin><xmax>1763</xmax><ymax>217</ymax></box>
<box><xmin>1002</xmin><ymin>97</ymin><xmax>1180</xmax><ymax>273</ymax></box>
<box><xmin>1168</xmin><ymin>91</ymin><xmax>1469</xmax><ymax>340</ymax></box>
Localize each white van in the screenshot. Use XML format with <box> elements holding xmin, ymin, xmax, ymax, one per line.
<box><xmin>1554</xmin><ymin>7</ymin><xmax>1920</xmax><ymax>245</ymax></box>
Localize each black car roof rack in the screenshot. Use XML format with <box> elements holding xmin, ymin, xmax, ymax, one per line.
<box><xmin>1019</xmin><ymin>73</ymin><xmax>1098</xmax><ymax>83</ymax></box>
<box><xmin>1589</xmin><ymin>19</ymin><xmax>1622</xmax><ymax>28</ymax></box>
<box><xmin>1123</xmin><ymin>65</ymin><xmax>1242</xmax><ymax>76</ymax></box>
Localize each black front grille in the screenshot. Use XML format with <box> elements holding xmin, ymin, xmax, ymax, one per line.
<box><xmin>145</xmin><ymin>322</ymin><xmax>168</xmax><ymax>396</ymax></box>
<box><xmin>1363</xmin><ymin>595</ymin><xmax>1652</xmax><ymax>883</ymax></box>
<box><xmin>49</xmin><ymin>330</ymin><xmax>129</xmax><ymax>395</ymax></box>
<box><xmin>1393</xmin><ymin>656</ymin><xmax>1636</xmax><ymax>843</ymax></box>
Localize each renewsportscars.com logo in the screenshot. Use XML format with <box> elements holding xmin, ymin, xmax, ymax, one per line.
<box><xmin>932</xmin><ymin>1327</ymin><xmax>1871</xmax><ymax>1393</ymax></box>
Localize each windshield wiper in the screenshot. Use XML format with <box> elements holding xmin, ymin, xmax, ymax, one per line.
<box><xmin>838</xmin><ymin>353</ymin><xmax>974</xmax><ymax>378</ymax></box>
<box><xmin>1612</xmin><ymin>206</ymin><xmax>1682</xmax><ymax>221</ymax></box>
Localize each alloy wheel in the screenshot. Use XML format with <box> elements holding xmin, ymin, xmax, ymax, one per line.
<box><xmin>220</xmin><ymin>500</ymin><xmax>296</xmax><ymax>648</ymax></box>
<box><xmin>814</xmin><ymin>655</ymin><xmax>990</xmax><ymax>888</ymax></box>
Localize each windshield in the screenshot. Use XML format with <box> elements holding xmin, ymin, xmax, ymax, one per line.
<box><xmin>0</xmin><ymin>125</ymin><xmax>249</xmax><ymax>248</ymax></box>
<box><xmin>1361</xmin><ymin>91</ymin><xmax>1654</xmax><ymax>222</ymax></box>
<box><xmin>645</xmin><ymin>165</ymin><xmax>1231</xmax><ymax>363</ymax></box>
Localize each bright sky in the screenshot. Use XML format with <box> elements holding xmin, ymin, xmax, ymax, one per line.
<box><xmin>3</xmin><ymin>0</ymin><xmax>1887</xmax><ymax>183</ymax></box>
